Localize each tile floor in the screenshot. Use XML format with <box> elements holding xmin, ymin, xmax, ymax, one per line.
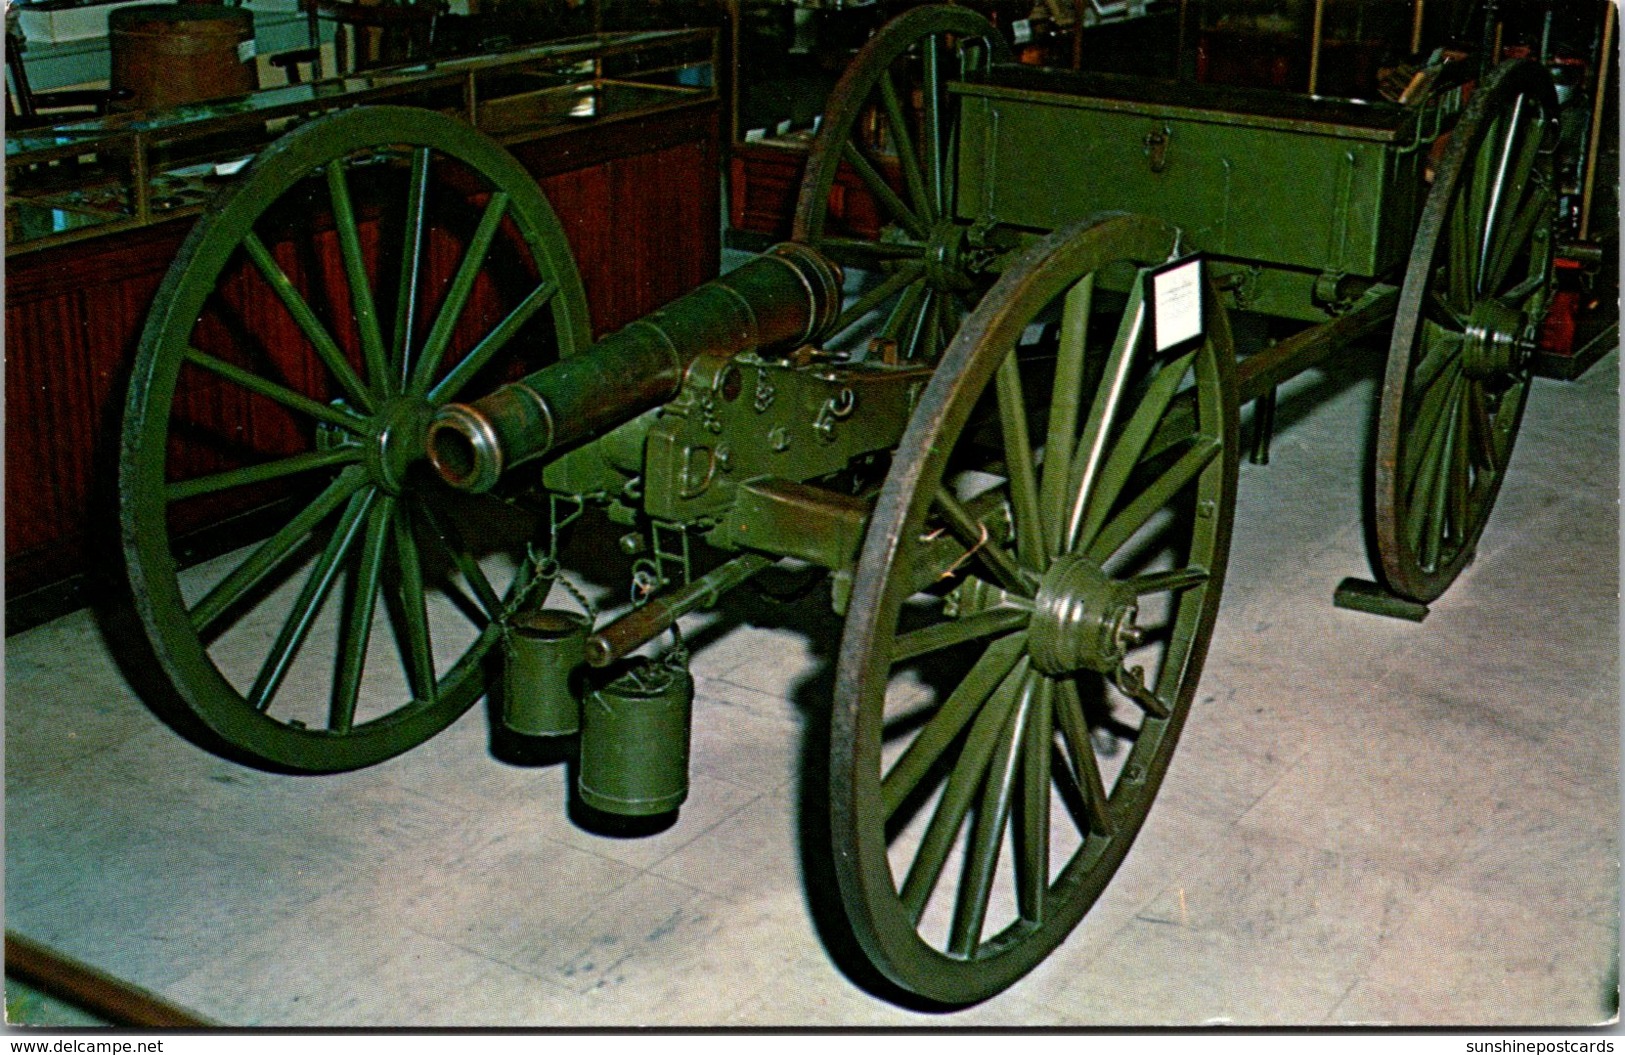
<box><xmin>6</xmin><ymin>337</ymin><xmax>1618</xmax><ymax>1027</ymax></box>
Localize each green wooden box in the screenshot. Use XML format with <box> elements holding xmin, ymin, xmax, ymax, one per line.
<box><xmin>955</xmin><ymin>68</ymin><xmax>1440</xmax><ymax>280</ymax></box>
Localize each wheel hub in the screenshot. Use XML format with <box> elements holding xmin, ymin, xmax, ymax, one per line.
<box><xmin>1028</xmin><ymin>553</ymin><xmax>1142</xmax><ymax>676</ymax></box>
<box><xmin>922</xmin><ymin>219</ymin><xmax>972</xmax><ymax>293</ymax></box>
<box><xmin>367</xmin><ymin>395</ymin><xmax>436</xmax><ymax>494</ymax></box>
<box><xmin>1462</xmin><ymin>299</ymin><xmax>1531</xmax><ymax>380</ymax></box>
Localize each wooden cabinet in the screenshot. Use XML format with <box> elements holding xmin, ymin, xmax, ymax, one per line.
<box><xmin>7</xmin><ymin>229</ymin><xmax>169</xmax><ymax>625</ymax></box>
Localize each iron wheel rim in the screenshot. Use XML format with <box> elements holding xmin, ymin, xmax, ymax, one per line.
<box><xmin>832</xmin><ymin>213</ymin><xmax>1238</xmax><ymax>1003</ymax></box>
<box><xmin>121</xmin><ymin>106</ymin><xmax>590</xmax><ymax>772</ymax></box>
<box><xmin>792</xmin><ymin>4</ymin><xmax>1011</xmax><ymax>364</ymax></box>
<box><xmin>1375</xmin><ymin>61</ymin><xmax>1557</xmax><ymax>604</ymax></box>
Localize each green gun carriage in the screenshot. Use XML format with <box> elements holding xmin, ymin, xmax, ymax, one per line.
<box><xmin>119</xmin><ymin>4</ymin><xmax>1573</xmax><ymax>1005</ymax></box>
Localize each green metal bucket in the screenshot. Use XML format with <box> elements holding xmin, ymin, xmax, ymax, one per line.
<box><xmin>502</xmin><ymin>609</ymin><xmax>592</xmax><ymax>737</ymax></box>
<box><xmin>578</xmin><ymin>658</ymin><xmax>693</xmax><ymax>816</ymax></box>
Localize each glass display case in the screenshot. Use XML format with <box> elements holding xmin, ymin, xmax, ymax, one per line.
<box><xmin>6</xmin><ymin>26</ymin><xmax>717</xmax><ymax>254</ymax></box>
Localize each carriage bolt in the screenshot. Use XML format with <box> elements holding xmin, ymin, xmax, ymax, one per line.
<box><xmin>1117</xmin><ymin>622</ymin><xmax>1148</xmax><ymax>650</ymax></box>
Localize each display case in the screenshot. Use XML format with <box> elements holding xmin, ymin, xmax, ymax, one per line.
<box><xmin>7</xmin><ymin>26</ymin><xmax>718</xmax><ymax>255</ymax></box>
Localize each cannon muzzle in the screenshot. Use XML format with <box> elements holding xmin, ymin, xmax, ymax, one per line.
<box><xmin>427</xmin><ymin>243</ymin><xmax>843</xmax><ymax>492</ymax></box>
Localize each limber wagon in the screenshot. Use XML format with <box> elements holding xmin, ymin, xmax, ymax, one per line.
<box><xmin>119</xmin><ymin>5</ymin><xmax>1567</xmax><ymax>1004</ymax></box>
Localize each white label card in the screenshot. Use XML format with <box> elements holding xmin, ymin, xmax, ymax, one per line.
<box><xmin>1150</xmin><ymin>257</ymin><xmax>1203</xmax><ymax>353</ymax></box>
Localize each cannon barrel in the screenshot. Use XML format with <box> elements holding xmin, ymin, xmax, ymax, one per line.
<box><xmin>426</xmin><ymin>243</ymin><xmax>843</xmax><ymax>492</ymax></box>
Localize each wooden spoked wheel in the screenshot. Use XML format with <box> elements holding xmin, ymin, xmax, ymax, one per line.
<box><xmin>1375</xmin><ymin>60</ymin><xmax>1558</xmax><ymax>604</ymax></box>
<box><xmin>833</xmin><ymin>214</ymin><xmax>1239</xmax><ymax>1004</ymax></box>
<box><xmin>121</xmin><ymin>107</ymin><xmax>590</xmax><ymax>772</ymax></box>
<box><xmin>793</xmin><ymin>5</ymin><xmax>1011</xmax><ymax>363</ymax></box>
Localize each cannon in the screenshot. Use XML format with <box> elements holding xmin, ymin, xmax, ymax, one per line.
<box><xmin>118</xmin><ymin>4</ymin><xmax>1586</xmax><ymax>1006</ymax></box>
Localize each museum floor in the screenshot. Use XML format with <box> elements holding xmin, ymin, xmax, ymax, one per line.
<box><xmin>6</xmin><ymin>333</ymin><xmax>1618</xmax><ymax>1027</ymax></box>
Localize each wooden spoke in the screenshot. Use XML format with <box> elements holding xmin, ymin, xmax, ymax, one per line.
<box><xmin>1404</xmin><ymin>371</ymin><xmax>1465</xmax><ymax>551</ymax></box>
<box><xmin>326</xmin><ymin>158</ymin><xmax>390</xmax><ymax>394</ymax></box>
<box><xmin>1123</xmin><ymin>566</ymin><xmax>1210</xmax><ymax>596</ymax></box>
<box><xmin>1477</xmin><ymin>103</ymin><xmax>1547</xmax><ymax>299</ymax></box>
<box><xmin>330</xmin><ymin>494</ymin><xmax>394</xmax><ymax>734</ymax></box>
<box><xmin>995</xmin><ymin>348</ymin><xmax>1044</xmax><ymax>566</ymax></box>
<box><xmin>1071</xmin><ymin>349</ymin><xmax>1197</xmax><ymax>555</ymax></box>
<box><xmin>1084</xmin><ymin>436</ymin><xmax>1222</xmax><ymax>565</ymax></box>
<box><xmin>902</xmin><ymin>287</ymin><xmax>938</xmax><ymax>363</ymax></box>
<box><xmin>391</xmin><ymin>502</ymin><xmax>438</xmax><ymax>705</ymax></box>
<box><xmin>243</xmin><ymin>231</ymin><xmax>374</xmax><ymax>413</ymax></box>
<box><xmin>1015</xmin><ymin>674</ymin><xmax>1054</xmax><ymax>923</ymax></box>
<box><xmin>877</xmin><ymin>68</ymin><xmax>933</xmax><ymax>223</ymax></box>
<box><xmin>1466</xmin><ymin>379</ymin><xmax>1500</xmax><ymax>473</ymax></box>
<box><xmin>1407</xmin><ymin>324</ymin><xmax>1462</xmax><ymax>410</ymax></box>
<box><xmin>1404</xmin><ymin>363</ymin><xmax>1464</xmax><ymax>491</ymax></box>
<box><xmin>182</xmin><ymin>346</ymin><xmax>371</xmax><ymax>434</ymax></box>
<box><xmin>188</xmin><ymin>467</ymin><xmax>368</xmax><ymax>635</ymax></box>
<box><xmin>1484</xmin><ymin>186</ymin><xmax>1551</xmax><ymax>297</ymax></box>
<box><xmin>166</xmin><ymin>446</ymin><xmax>363</xmax><ymax>502</ymax></box>
<box><xmin>1039</xmin><ymin>275</ymin><xmax>1094</xmax><ymax>557</ymax></box>
<box><xmin>1446</xmin><ymin>190</ymin><xmax>1477</xmax><ymax>316</ymax></box>
<box><xmin>882</xmin><ymin>633</ymin><xmax>1027</xmax><ymax>817</ymax></box>
<box><xmin>428</xmin><ymin>279</ymin><xmax>558</xmax><ymax>403</ymax></box>
<box><xmin>828</xmin><ymin>262</ymin><xmax>927</xmax><ymax>342</ymax></box>
<box><xmin>934</xmin><ymin>290</ymin><xmax>958</xmax><ymax>351</ymax></box>
<box><xmin>408</xmin><ymin>191</ymin><xmax>511</xmax><ymax>396</ymax></box>
<box><xmin>932</xmin><ymin>487</ymin><xmax>1033</xmax><ymax>596</ymax></box>
<box><xmin>1500</xmin><ymin>270</ymin><xmax>1547</xmax><ymax>308</ymax></box>
<box><xmin>949</xmin><ymin>670</ymin><xmax>1033</xmax><ymax>957</ymax></box>
<box><xmin>391</xmin><ymin>146</ymin><xmax>432</xmax><ymax>386</ymax></box>
<box><xmin>1446</xmin><ymin>386</ymin><xmax>1473</xmax><ymax>561</ymax></box>
<box><xmin>1464</xmin><ymin>112</ymin><xmax>1500</xmax><ymax>285</ymax></box>
<box><xmin>841</xmin><ymin>141</ymin><xmax>927</xmax><ymax>241</ymax></box>
<box><xmin>417</xmin><ymin>500</ymin><xmax>503</xmax><ymax>620</ymax></box>
<box><xmin>1424</xmin><ymin>288</ymin><xmax>1468</xmax><ymax>331</ymax></box>
<box><xmin>881</xmin><ymin>281</ymin><xmax>929</xmax><ymax>350</ymax></box>
<box><xmin>248</xmin><ymin>487</ymin><xmax>376</xmax><ymax>711</ymax></box>
<box><xmin>1065</xmin><ymin>276</ymin><xmax>1147</xmax><ymax>553</ymax></box>
<box><xmin>1053</xmin><ymin>677</ymin><xmax>1111</xmax><ymax>836</ymax></box>
<box><xmin>814</xmin><ymin>237</ymin><xmax>927</xmax><ymax>264</ymax></box>
<box><xmin>891</xmin><ymin>605</ymin><xmax>1031</xmax><ymax>665</ymax></box>
<box><xmin>1417</xmin><ymin>389</ymin><xmax>1464</xmax><ymax>570</ymax></box>
<box><xmin>899</xmin><ymin>658</ymin><xmax>1028</xmax><ymax>923</ymax></box>
<box><xmin>920</xmin><ymin>32</ymin><xmax>946</xmax><ymax>215</ymax></box>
